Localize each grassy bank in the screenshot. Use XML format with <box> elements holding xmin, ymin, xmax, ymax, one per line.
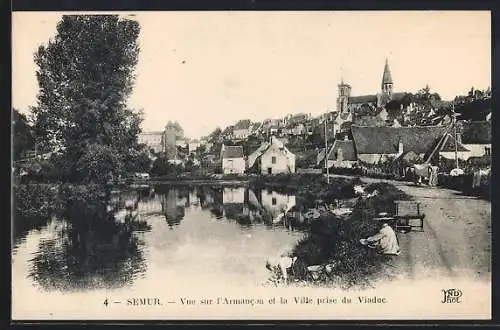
<box><xmin>287</xmin><ymin>182</ymin><xmax>411</xmax><ymax>289</ymax></box>
<box><xmin>251</xmin><ymin>173</ymin><xmax>360</xmax><ymax>196</ymax></box>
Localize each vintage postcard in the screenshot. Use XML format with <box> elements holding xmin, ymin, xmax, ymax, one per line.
<box><xmin>11</xmin><ymin>10</ymin><xmax>491</xmax><ymax>320</ymax></box>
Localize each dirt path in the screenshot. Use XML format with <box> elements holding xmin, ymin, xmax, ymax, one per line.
<box><xmin>334</xmin><ymin>175</ymin><xmax>491</xmax><ymax>282</ymax></box>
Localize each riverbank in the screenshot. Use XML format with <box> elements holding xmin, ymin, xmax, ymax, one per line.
<box><xmin>267</xmin><ymin>181</ymin><xmax>412</xmax><ymax>289</ymax></box>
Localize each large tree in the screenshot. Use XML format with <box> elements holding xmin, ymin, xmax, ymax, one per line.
<box><xmin>31</xmin><ymin>15</ymin><xmax>141</xmax><ymax>183</ymax></box>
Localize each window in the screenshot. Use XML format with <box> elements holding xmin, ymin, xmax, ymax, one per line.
<box><xmin>485</xmin><ymin>147</ymin><xmax>491</xmax><ymax>156</ymax></box>
<box><xmin>271</xmin><ymin>156</ymin><xmax>277</xmax><ymax>164</ymax></box>
<box><xmin>272</xmin><ymin>197</ymin><xmax>277</xmax><ymax>205</ymax></box>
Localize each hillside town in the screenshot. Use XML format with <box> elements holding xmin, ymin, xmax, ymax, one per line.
<box><xmin>134</xmin><ymin>59</ymin><xmax>491</xmax><ymax>190</ymax></box>
<box><xmin>12</xmin><ymin>14</ymin><xmax>491</xmax><ymax>320</ymax></box>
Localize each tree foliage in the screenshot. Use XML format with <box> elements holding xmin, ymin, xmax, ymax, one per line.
<box><xmin>31</xmin><ymin>15</ymin><xmax>142</xmax><ymax>183</ymax></box>
<box><xmin>13</xmin><ymin>109</ymin><xmax>34</xmax><ymax>160</ymax></box>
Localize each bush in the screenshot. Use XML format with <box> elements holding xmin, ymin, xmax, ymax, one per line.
<box><xmin>291</xmin><ymin>182</ymin><xmax>411</xmax><ymax>289</ymax></box>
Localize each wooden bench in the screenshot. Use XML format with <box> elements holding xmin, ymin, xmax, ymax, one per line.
<box><xmin>394</xmin><ymin>200</ymin><xmax>425</xmax><ymax>232</ymax></box>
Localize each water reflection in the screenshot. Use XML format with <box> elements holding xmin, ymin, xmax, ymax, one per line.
<box><xmin>13</xmin><ymin>184</ymin><xmax>307</xmax><ymax>293</ymax></box>
<box><xmin>24</xmin><ymin>188</ymin><xmax>150</xmax><ymax>291</ymax></box>
<box><xmin>192</xmin><ymin>186</ymin><xmax>303</xmax><ymax>229</ymax></box>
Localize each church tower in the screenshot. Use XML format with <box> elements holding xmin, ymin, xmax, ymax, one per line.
<box><xmin>381</xmin><ymin>58</ymin><xmax>393</xmax><ymax>100</ymax></box>
<box><xmin>337</xmin><ymin>78</ymin><xmax>352</xmax><ymax>113</ymax></box>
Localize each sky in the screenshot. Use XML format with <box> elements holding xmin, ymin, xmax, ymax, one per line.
<box><xmin>12</xmin><ymin>11</ymin><xmax>491</xmax><ymax>139</ymax></box>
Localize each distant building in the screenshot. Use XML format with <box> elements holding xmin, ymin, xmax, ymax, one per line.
<box><xmin>232</xmin><ymin>121</ymin><xmax>253</xmax><ymax>140</ymax></box>
<box><xmin>317</xmin><ymin>136</ymin><xmax>357</xmax><ymax>169</ymax></box>
<box><xmin>139</xmin><ymin>121</ymin><xmax>185</xmax><ymax>156</ymax></box>
<box><xmin>138</xmin><ymin>131</ymin><xmax>164</xmax><ymax>153</ymax></box>
<box><xmin>336</xmin><ymin>59</ymin><xmax>409</xmax><ymax>115</ymax></box>
<box><xmin>165</xmin><ymin>121</ymin><xmax>184</xmax><ymax>160</ymax></box>
<box><xmin>221</xmin><ymin>145</ymin><xmax>245</xmax><ymax>174</ymax></box>
<box><xmin>188</xmin><ymin>140</ymin><xmax>201</xmax><ymax>153</ymax></box>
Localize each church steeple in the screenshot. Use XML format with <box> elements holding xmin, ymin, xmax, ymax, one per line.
<box><xmin>337</xmin><ymin>74</ymin><xmax>351</xmax><ymax>113</ymax></box>
<box><xmin>381</xmin><ymin>58</ymin><xmax>393</xmax><ymax>99</ymax></box>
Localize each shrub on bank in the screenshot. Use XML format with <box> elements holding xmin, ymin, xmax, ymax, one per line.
<box><xmin>291</xmin><ymin>182</ymin><xmax>411</xmax><ymax>289</ymax></box>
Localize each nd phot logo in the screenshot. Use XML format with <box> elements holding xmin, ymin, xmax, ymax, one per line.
<box><xmin>441</xmin><ymin>289</ymin><xmax>462</xmax><ymax>304</ymax></box>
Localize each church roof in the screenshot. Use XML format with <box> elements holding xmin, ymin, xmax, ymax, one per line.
<box><xmin>348</xmin><ymin>95</ymin><xmax>378</xmax><ymax>104</ymax></box>
<box><xmin>382</xmin><ymin>59</ymin><xmax>393</xmax><ymax>84</ymax></box>
<box><xmin>390</xmin><ymin>92</ymin><xmax>406</xmax><ymax>101</ymax></box>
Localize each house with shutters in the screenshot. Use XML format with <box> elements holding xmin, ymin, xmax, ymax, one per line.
<box><xmin>220</xmin><ymin>145</ymin><xmax>245</xmax><ymax>174</ymax></box>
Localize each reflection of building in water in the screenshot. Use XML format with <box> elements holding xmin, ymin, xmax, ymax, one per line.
<box><xmin>189</xmin><ymin>190</ymin><xmax>200</xmax><ymax>207</ymax></box>
<box><xmin>222</xmin><ymin>187</ymin><xmax>246</xmax><ymax>218</ymax></box>
<box><xmin>222</xmin><ymin>187</ymin><xmax>245</xmax><ymax>204</ymax></box>
<box><xmin>260</xmin><ymin>190</ymin><xmax>296</xmax><ymax>218</ymax></box>
<box><xmin>163</xmin><ymin>189</ymin><xmax>185</xmax><ymax>228</ymax></box>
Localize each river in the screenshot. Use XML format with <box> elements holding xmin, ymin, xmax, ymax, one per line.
<box><xmin>12</xmin><ymin>185</ymin><xmax>307</xmax><ymax>317</ymax></box>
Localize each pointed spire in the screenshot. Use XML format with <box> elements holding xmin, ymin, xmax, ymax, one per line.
<box><xmin>382</xmin><ymin>58</ymin><xmax>393</xmax><ymax>85</ymax></box>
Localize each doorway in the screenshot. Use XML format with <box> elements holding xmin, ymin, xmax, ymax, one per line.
<box><xmin>267</xmin><ymin>167</ymin><xmax>272</xmax><ymax>175</ymax></box>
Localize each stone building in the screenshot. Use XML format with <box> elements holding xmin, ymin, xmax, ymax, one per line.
<box><xmin>138</xmin><ymin>121</ymin><xmax>185</xmax><ymax>158</ymax></box>
<box><xmin>336</xmin><ymin>59</ymin><xmax>408</xmax><ymax>115</ymax></box>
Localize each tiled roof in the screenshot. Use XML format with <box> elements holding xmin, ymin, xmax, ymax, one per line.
<box><xmin>222</xmin><ymin>146</ymin><xmax>244</xmax><ymax>159</ymax></box>
<box><xmin>351</xmin><ymin>125</ymin><xmax>447</xmax><ymax>155</ymax></box>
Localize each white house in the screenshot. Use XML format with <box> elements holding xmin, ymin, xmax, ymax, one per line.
<box><xmin>220</xmin><ymin>145</ymin><xmax>245</xmax><ymax>174</ymax></box>
<box><xmin>247</xmin><ymin>137</ymin><xmax>295</xmax><ymax>174</ymax></box>
<box><xmin>260</xmin><ymin>137</ymin><xmax>295</xmax><ymax>175</ymax></box>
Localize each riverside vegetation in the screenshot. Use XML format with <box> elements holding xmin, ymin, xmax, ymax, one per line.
<box><xmin>265</xmin><ymin>177</ymin><xmax>411</xmax><ymax>289</ymax></box>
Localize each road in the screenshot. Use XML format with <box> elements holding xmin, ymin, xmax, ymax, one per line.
<box><xmin>334</xmin><ymin>175</ymin><xmax>492</xmax><ymax>282</ymax></box>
